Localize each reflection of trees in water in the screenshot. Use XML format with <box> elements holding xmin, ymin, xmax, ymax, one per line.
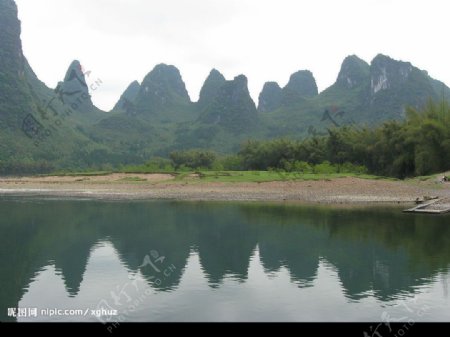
<box><xmin>241</xmin><ymin>204</ymin><xmax>450</xmax><ymax>300</ymax></box>
<box><xmin>103</xmin><ymin>202</ymin><xmax>194</xmax><ymax>291</ymax></box>
<box><xmin>257</xmin><ymin>224</ymin><xmax>321</xmax><ymax>288</ymax></box>
<box><xmin>0</xmin><ymin>200</ymin><xmax>449</xmax><ymax>321</ymax></box>
<box><xmin>193</xmin><ymin>203</ymin><xmax>257</xmax><ymax>287</ymax></box>
<box><xmin>0</xmin><ymin>201</ymin><xmax>99</xmax><ymax>321</ymax></box>
<box><xmin>54</xmin><ymin>241</ymin><xmax>95</xmax><ymax>297</ymax></box>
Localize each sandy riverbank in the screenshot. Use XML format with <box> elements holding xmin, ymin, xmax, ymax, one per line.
<box><xmin>1</xmin><ymin>173</ymin><xmax>449</xmax><ymax>204</ymax></box>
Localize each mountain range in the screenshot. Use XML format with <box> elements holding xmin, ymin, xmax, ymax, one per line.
<box><xmin>1</xmin><ymin>0</ymin><xmax>449</xmax><ymax>172</ymax></box>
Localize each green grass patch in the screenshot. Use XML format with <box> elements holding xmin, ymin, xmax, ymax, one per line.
<box><xmin>45</xmin><ymin>171</ymin><xmax>112</xmax><ymax>177</ymax></box>
<box><xmin>119</xmin><ymin>167</ymin><xmax>175</xmax><ymax>174</ymax></box>
<box><xmin>169</xmin><ymin>171</ymin><xmax>388</xmax><ymax>183</ymax></box>
<box><xmin>118</xmin><ymin>176</ymin><xmax>148</xmax><ymax>182</ymax></box>
<box><xmin>404</xmin><ymin>172</ymin><xmax>450</xmax><ymax>188</ymax></box>
<box><xmin>42</xmin><ymin>169</ymin><xmax>390</xmax><ymax>184</ymax></box>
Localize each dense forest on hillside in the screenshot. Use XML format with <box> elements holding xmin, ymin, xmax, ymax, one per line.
<box><xmin>96</xmin><ymin>100</ymin><xmax>450</xmax><ymax>179</ymax></box>
<box><xmin>1</xmin><ymin>99</ymin><xmax>449</xmax><ymax>178</ymax></box>
<box><xmin>235</xmin><ymin>100</ymin><xmax>450</xmax><ymax>178</ymax></box>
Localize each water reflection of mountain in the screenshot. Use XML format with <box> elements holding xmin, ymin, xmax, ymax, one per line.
<box><xmin>246</xmin><ymin>205</ymin><xmax>450</xmax><ymax>299</ymax></box>
<box><xmin>1</xmin><ymin>199</ymin><xmax>449</xmax><ymax>321</ymax></box>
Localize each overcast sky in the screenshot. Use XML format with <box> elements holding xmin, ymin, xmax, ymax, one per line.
<box><xmin>15</xmin><ymin>0</ymin><xmax>450</xmax><ymax>111</ymax></box>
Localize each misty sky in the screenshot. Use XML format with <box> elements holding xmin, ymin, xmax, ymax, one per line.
<box><xmin>15</xmin><ymin>0</ymin><xmax>450</xmax><ymax>111</ymax></box>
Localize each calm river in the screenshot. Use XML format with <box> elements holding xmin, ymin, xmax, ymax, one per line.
<box><xmin>0</xmin><ymin>198</ymin><xmax>449</xmax><ymax>322</ymax></box>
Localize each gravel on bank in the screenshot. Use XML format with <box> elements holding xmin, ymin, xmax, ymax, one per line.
<box><xmin>1</xmin><ymin>174</ymin><xmax>448</xmax><ymax>205</ymax></box>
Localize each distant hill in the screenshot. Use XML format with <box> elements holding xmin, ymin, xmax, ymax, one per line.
<box><xmin>0</xmin><ymin>0</ymin><xmax>111</xmax><ymax>173</ymax></box>
<box><xmin>112</xmin><ymin>80</ymin><xmax>140</xmax><ymax>113</ymax></box>
<box><xmin>258</xmin><ymin>54</ymin><xmax>450</xmax><ymax>139</ymax></box>
<box><xmin>1</xmin><ymin>0</ymin><xmax>450</xmax><ymax>172</ymax></box>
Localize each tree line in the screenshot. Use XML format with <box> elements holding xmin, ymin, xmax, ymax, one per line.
<box><xmin>1</xmin><ymin>99</ymin><xmax>448</xmax><ymax>178</ymax></box>
<box><xmin>167</xmin><ymin>100</ymin><xmax>450</xmax><ymax>178</ymax></box>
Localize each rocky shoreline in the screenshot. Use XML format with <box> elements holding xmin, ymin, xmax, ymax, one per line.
<box><xmin>1</xmin><ymin>174</ymin><xmax>448</xmax><ymax>205</ymax></box>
